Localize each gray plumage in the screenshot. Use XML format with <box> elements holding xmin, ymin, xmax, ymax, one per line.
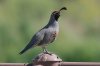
<box><xmin>19</xmin><ymin>7</ymin><xmax>67</xmax><ymax>54</ymax></box>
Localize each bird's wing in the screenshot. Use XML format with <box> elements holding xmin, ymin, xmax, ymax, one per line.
<box><xmin>19</xmin><ymin>29</ymin><xmax>46</xmax><ymax>54</ymax></box>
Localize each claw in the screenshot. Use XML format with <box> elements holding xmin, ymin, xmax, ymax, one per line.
<box><xmin>42</xmin><ymin>47</ymin><xmax>52</xmax><ymax>55</ymax></box>
<box><xmin>43</xmin><ymin>51</ymin><xmax>52</xmax><ymax>55</ymax></box>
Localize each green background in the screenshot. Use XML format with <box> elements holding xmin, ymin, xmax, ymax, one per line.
<box><xmin>0</xmin><ymin>0</ymin><xmax>100</xmax><ymax>62</ymax></box>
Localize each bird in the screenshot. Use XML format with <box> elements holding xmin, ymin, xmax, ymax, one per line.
<box><xmin>19</xmin><ymin>7</ymin><xmax>67</xmax><ymax>55</ymax></box>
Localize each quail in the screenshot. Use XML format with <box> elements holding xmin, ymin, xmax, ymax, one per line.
<box><xmin>19</xmin><ymin>7</ymin><xmax>67</xmax><ymax>54</ymax></box>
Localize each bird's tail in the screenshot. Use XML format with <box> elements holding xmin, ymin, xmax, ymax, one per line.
<box><xmin>19</xmin><ymin>45</ymin><xmax>32</xmax><ymax>55</ymax></box>
<box><xmin>19</xmin><ymin>48</ymin><xmax>28</xmax><ymax>55</ymax></box>
<box><xmin>19</xmin><ymin>35</ymin><xmax>38</xmax><ymax>55</ymax></box>
<box><xmin>19</xmin><ymin>43</ymin><xmax>35</xmax><ymax>55</ymax></box>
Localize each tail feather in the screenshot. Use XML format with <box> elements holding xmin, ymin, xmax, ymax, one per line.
<box><xmin>19</xmin><ymin>40</ymin><xmax>36</xmax><ymax>55</ymax></box>
<box><xmin>19</xmin><ymin>32</ymin><xmax>41</xmax><ymax>55</ymax></box>
<box><xmin>19</xmin><ymin>43</ymin><xmax>33</xmax><ymax>55</ymax></box>
<box><xmin>19</xmin><ymin>48</ymin><xmax>28</xmax><ymax>55</ymax></box>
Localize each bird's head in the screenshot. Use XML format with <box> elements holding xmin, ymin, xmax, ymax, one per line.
<box><xmin>51</xmin><ymin>7</ymin><xmax>67</xmax><ymax>21</ymax></box>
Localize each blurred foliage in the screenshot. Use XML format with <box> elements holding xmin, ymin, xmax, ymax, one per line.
<box><xmin>0</xmin><ymin>0</ymin><xmax>100</xmax><ymax>62</ymax></box>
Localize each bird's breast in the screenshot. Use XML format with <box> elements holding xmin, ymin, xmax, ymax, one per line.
<box><xmin>39</xmin><ymin>22</ymin><xmax>59</xmax><ymax>45</ymax></box>
<box><xmin>48</xmin><ymin>21</ymin><xmax>59</xmax><ymax>35</ymax></box>
<box><xmin>46</xmin><ymin>22</ymin><xmax>59</xmax><ymax>43</ymax></box>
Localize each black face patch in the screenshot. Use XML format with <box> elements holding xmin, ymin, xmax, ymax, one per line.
<box><xmin>52</xmin><ymin>11</ymin><xmax>60</xmax><ymax>21</ymax></box>
<box><xmin>54</xmin><ymin>14</ymin><xmax>60</xmax><ymax>21</ymax></box>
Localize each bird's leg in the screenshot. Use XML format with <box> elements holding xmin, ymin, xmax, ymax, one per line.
<box><xmin>42</xmin><ymin>46</ymin><xmax>48</xmax><ymax>53</ymax></box>
<box><xmin>42</xmin><ymin>46</ymin><xmax>52</xmax><ymax>55</ymax></box>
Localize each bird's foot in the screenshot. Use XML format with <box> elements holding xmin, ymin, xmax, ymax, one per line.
<box><xmin>43</xmin><ymin>51</ymin><xmax>52</xmax><ymax>55</ymax></box>
<box><xmin>42</xmin><ymin>47</ymin><xmax>52</xmax><ymax>55</ymax></box>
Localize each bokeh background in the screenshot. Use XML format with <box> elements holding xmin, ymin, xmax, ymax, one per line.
<box><xmin>0</xmin><ymin>0</ymin><xmax>100</xmax><ymax>62</ymax></box>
